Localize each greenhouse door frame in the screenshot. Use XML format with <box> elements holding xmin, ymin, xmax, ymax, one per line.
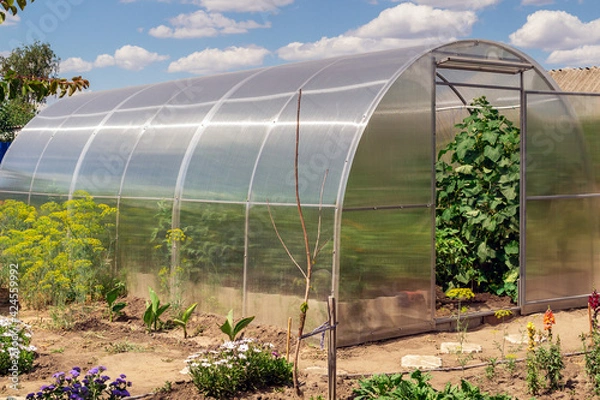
<box><xmin>435</xmin><ymin>56</ymin><xmax>533</xmax><ymax>313</ymax></box>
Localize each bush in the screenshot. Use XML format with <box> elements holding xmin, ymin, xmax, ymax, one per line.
<box><xmin>186</xmin><ymin>338</ymin><xmax>292</xmax><ymax>399</ymax></box>
<box><xmin>436</xmin><ymin>97</ymin><xmax>520</xmax><ymax>301</ymax></box>
<box><xmin>0</xmin><ymin>316</ymin><xmax>36</xmax><ymax>376</ymax></box>
<box><xmin>0</xmin><ymin>193</ymin><xmax>117</xmax><ymax>308</ymax></box>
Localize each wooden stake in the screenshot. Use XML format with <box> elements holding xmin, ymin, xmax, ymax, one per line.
<box><xmin>286</xmin><ymin>317</ymin><xmax>292</xmax><ymax>362</ymax></box>
<box><xmin>328</xmin><ymin>296</ymin><xmax>337</xmax><ymax>400</ymax></box>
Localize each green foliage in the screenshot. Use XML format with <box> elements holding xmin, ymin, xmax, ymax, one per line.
<box><xmin>353</xmin><ymin>370</ymin><xmax>514</xmax><ymax>399</ymax></box>
<box><xmin>173</xmin><ymin>302</ymin><xmax>198</xmax><ymax>338</ymax></box>
<box><xmin>527</xmin><ymin>330</ymin><xmax>564</xmax><ymax>395</ymax></box>
<box><xmin>0</xmin><ymin>97</ymin><xmax>35</xmax><ymax>141</ymax></box>
<box><xmin>219</xmin><ymin>309</ymin><xmax>255</xmax><ymax>342</ymax></box>
<box><xmin>0</xmin><ymin>194</ymin><xmax>117</xmax><ymax>308</ymax></box>
<box><xmin>436</xmin><ymin>96</ymin><xmax>520</xmax><ymax>301</ymax></box>
<box><xmin>106</xmin><ymin>283</ymin><xmax>127</xmax><ymax>323</ymax></box>
<box><xmin>0</xmin><ymin>316</ymin><xmax>36</xmax><ymax>376</ymax></box>
<box><xmin>187</xmin><ymin>338</ymin><xmax>292</xmax><ymax>399</ymax></box>
<box><xmin>143</xmin><ymin>287</ymin><xmax>170</xmax><ymax>332</ymax></box>
<box><xmin>0</xmin><ymin>0</ymin><xmax>35</xmax><ymax>24</ymax></box>
<box><xmin>583</xmin><ymin>332</ymin><xmax>600</xmax><ymax>395</ymax></box>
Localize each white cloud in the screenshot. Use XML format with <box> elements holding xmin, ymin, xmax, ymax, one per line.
<box><xmin>0</xmin><ymin>12</ymin><xmax>20</xmax><ymax>26</ymax></box>
<box><xmin>60</xmin><ymin>45</ymin><xmax>168</xmax><ymax>73</ymax></box>
<box><xmin>399</xmin><ymin>0</ymin><xmax>500</xmax><ymax>11</ymax></box>
<box><xmin>149</xmin><ymin>10</ymin><xmax>269</xmax><ymax>38</ymax></box>
<box><xmin>521</xmin><ymin>0</ymin><xmax>554</xmax><ymax>5</ymax></box>
<box><xmin>168</xmin><ymin>46</ymin><xmax>270</xmax><ymax>75</ymax></box>
<box><xmin>197</xmin><ymin>0</ymin><xmax>294</xmax><ymax>13</ymax></box>
<box><xmin>546</xmin><ymin>45</ymin><xmax>600</xmax><ymax>66</ymax></box>
<box><xmin>61</xmin><ymin>57</ymin><xmax>94</xmax><ymax>73</ymax></box>
<box><xmin>278</xmin><ymin>3</ymin><xmax>477</xmax><ymax>61</ymax></box>
<box><xmin>351</xmin><ymin>3</ymin><xmax>476</xmax><ymax>39</ymax></box>
<box><xmin>279</xmin><ymin>36</ymin><xmax>442</xmax><ymax>61</ymax></box>
<box><xmin>509</xmin><ymin>10</ymin><xmax>600</xmax><ymax>51</ymax></box>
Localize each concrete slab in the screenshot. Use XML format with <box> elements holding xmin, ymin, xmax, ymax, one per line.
<box><xmin>440</xmin><ymin>342</ymin><xmax>482</xmax><ymax>354</ymax></box>
<box><xmin>401</xmin><ymin>355</ymin><xmax>442</xmax><ymax>370</ymax></box>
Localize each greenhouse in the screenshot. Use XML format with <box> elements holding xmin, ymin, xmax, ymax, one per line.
<box><xmin>1</xmin><ymin>39</ymin><xmax>600</xmax><ymax>346</ymax></box>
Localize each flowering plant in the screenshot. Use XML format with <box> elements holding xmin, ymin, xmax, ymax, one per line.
<box><xmin>0</xmin><ymin>315</ymin><xmax>36</xmax><ymax>376</ymax></box>
<box><xmin>543</xmin><ymin>307</ymin><xmax>556</xmax><ymax>340</ymax></box>
<box><xmin>186</xmin><ymin>338</ymin><xmax>292</xmax><ymax>399</ymax></box>
<box><xmin>26</xmin><ymin>365</ymin><xmax>132</xmax><ymax>400</ymax></box>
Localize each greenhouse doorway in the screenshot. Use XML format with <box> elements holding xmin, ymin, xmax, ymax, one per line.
<box><xmin>433</xmin><ymin>55</ymin><xmax>532</xmax><ymax>321</ymax></box>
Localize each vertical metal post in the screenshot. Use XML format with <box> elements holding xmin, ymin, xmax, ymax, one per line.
<box><xmin>327</xmin><ymin>295</ymin><xmax>337</xmax><ymax>400</ymax></box>
<box><xmin>519</xmin><ymin>72</ymin><xmax>527</xmax><ymax>308</ymax></box>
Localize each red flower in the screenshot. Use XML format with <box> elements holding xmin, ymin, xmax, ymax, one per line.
<box><xmin>543</xmin><ymin>307</ymin><xmax>555</xmax><ymax>331</ymax></box>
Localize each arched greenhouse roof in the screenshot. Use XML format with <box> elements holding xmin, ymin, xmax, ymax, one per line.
<box><xmin>0</xmin><ymin>39</ymin><xmax>555</xmax><ymax>207</ymax></box>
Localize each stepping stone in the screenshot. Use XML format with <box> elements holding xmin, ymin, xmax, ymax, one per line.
<box><xmin>440</xmin><ymin>342</ymin><xmax>482</xmax><ymax>354</ymax></box>
<box><xmin>401</xmin><ymin>355</ymin><xmax>442</xmax><ymax>369</ymax></box>
<box><xmin>505</xmin><ymin>334</ymin><xmax>526</xmax><ymax>344</ymax></box>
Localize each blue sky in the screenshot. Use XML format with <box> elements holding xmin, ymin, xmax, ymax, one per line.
<box><xmin>1</xmin><ymin>0</ymin><xmax>599</xmax><ymax>92</ymax></box>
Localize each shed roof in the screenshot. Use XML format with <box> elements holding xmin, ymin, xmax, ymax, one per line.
<box><xmin>548</xmin><ymin>66</ymin><xmax>600</xmax><ymax>93</ymax></box>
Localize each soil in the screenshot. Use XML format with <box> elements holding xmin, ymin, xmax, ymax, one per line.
<box><xmin>0</xmin><ymin>293</ymin><xmax>597</xmax><ymax>400</ymax></box>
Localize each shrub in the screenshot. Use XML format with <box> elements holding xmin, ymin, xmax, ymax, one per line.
<box><xmin>186</xmin><ymin>338</ymin><xmax>292</xmax><ymax>399</ymax></box>
<box><xmin>0</xmin><ymin>193</ymin><xmax>117</xmax><ymax>309</ymax></box>
<box><xmin>436</xmin><ymin>96</ymin><xmax>520</xmax><ymax>301</ymax></box>
<box><xmin>0</xmin><ymin>316</ymin><xmax>36</xmax><ymax>376</ymax></box>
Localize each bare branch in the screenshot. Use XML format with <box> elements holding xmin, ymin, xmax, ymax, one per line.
<box><xmin>312</xmin><ymin>169</ymin><xmax>329</xmax><ymax>261</ymax></box>
<box><xmin>266</xmin><ymin>200</ymin><xmax>307</xmax><ymax>280</ymax></box>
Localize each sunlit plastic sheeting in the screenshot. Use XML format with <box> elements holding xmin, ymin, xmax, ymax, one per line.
<box><xmin>120</xmin><ymin>126</ymin><xmax>197</xmax><ymax>198</ymax></box>
<box><xmin>526</xmin><ymin>94</ymin><xmax>591</xmax><ymax>197</ymax></box>
<box><xmin>117</xmin><ymin>199</ymin><xmax>169</xmax><ymax>288</ymax></box>
<box><xmin>246</xmin><ymin>205</ymin><xmax>334</xmax><ymax>330</ymax></box>
<box><xmin>339</xmin><ymin>207</ymin><xmax>432</xmax><ymax>346</ymax></box>
<box><xmin>29</xmin><ymin>129</ymin><xmax>94</xmax><ymax>195</ymax></box>
<box><xmin>72</xmin><ymin>128</ymin><xmax>141</xmax><ymax>196</ymax></box>
<box><xmin>524</xmin><ymin>93</ymin><xmax>600</xmax><ymax>312</ymax></box>
<box><xmin>178</xmin><ymin>201</ymin><xmax>246</xmax><ymax>315</ymax></box>
<box><xmin>525</xmin><ymin>197</ymin><xmax>596</xmax><ymax>302</ymax></box>
<box><xmin>0</xmin><ymin>129</ymin><xmax>53</xmax><ymax>193</ymax></box>
<box><xmin>182</xmin><ymin>125</ymin><xmax>269</xmax><ymax>202</ymax></box>
<box><xmin>344</xmin><ymin>55</ymin><xmax>433</xmax><ymax>208</ymax></box>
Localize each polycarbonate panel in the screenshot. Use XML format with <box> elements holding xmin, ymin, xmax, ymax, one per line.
<box><xmin>250</xmin><ymin>122</ymin><xmax>358</xmax><ymax>205</ymax></box>
<box><xmin>0</xmin><ymin>129</ymin><xmax>52</xmax><ymax>192</ymax></box>
<box><xmin>74</xmin><ymin>86</ymin><xmax>148</xmax><ymax>114</ymax></box>
<box><xmin>102</xmin><ymin>109</ymin><xmax>160</xmax><ymax>127</ymax></box>
<box><xmin>120</xmin><ymin>126</ymin><xmax>196</xmax><ymax>198</ymax></box>
<box><xmin>73</xmin><ymin>128</ymin><xmax>141</xmax><ymax>196</ymax></box>
<box><xmin>152</xmin><ymin>104</ymin><xmax>214</xmax><ymax>126</ymax></box>
<box><xmin>182</xmin><ymin>125</ymin><xmax>268</xmax><ymax>201</ymax></box>
<box><xmin>169</xmin><ymin>69</ymin><xmax>258</xmax><ymax>106</ymax></box>
<box><xmin>344</xmin><ymin>55</ymin><xmax>433</xmax><ymax>208</ymax></box>
<box><xmin>246</xmin><ymin>205</ymin><xmax>333</xmax><ymax>330</ymax></box>
<box><xmin>339</xmin><ymin>207</ymin><xmax>433</xmax><ymax>346</ymax></box>
<box><xmin>525</xmin><ymin>198</ymin><xmax>595</xmax><ymax>301</ymax></box>
<box><xmin>524</xmin><ymin>92</ymin><xmax>600</xmax><ymax>310</ymax></box>
<box><xmin>29</xmin><ymin>129</ymin><xmax>94</xmax><ymax>194</ymax></box>
<box><xmin>526</xmin><ymin>93</ymin><xmax>590</xmax><ymax>196</ymax></box>
<box><xmin>178</xmin><ymin>201</ymin><xmax>246</xmax><ymax>315</ymax></box>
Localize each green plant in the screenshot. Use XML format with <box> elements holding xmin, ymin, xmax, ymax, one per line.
<box><xmin>104</xmin><ymin>341</ymin><xmax>147</xmax><ymax>354</ymax></box>
<box><xmin>105</xmin><ymin>283</ymin><xmax>126</xmax><ymax>322</ymax></box>
<box><xmin>505</xmin><ymin>354</ymin><xmax>517</xmax><ymax>376</ymax></box>
<box><xmin>143</xmin><ymin>287</ymin><xmax>170</xmax><ymax>332</ymax></box>
<box><xmin>584</xmin><ymin>290</ymin><xmax>600</xmax><ymax>394</ymax></box>
<box><xmin>353</xmin><ymin>370</ymin><xmax>514</xmax><ymax>399</ymax></box>
<box><xmin>446</xmin><ymin>287</ymin><xmax>475</xmax><ymax>351</ymax></box>
<box><xmin>153</xmin><ymin>380</ymin><xmax>173</xmax><ymax>394</ymax></box>
<box><xmin>219</xmin><ymin>309</ymin><xmax>255</xmax><ymax>342</ymax></box>
<box><xmin>494</xmin><ymin>309</ymin><xmax>514</xmax><ymax>359</ymax></box>
<box><xmin>526</xmin><ymin>311</ymin><xmax>565</xmax><ymax>394</ymax></box>
<box><xmin>436</xmin><ymin>96</ymin><xmax>520</xmax><ymax>301</ymax></box>
<box><xmin>485</xmin><ymin>357</ymin><xmax>497</xmax><ymax>380</ymax></box>
<box><xmin>0</xmin><ymin>316</ymin><xmax>36</xmax><ymax>376</ymax></box>
<box><xmin>173</xmin><ymin>302</ymin><xmax>198</xmax><ymax>339</ymax></box>
<box><xmin>186</xmin><ymin>338</ymin><xmax>292</xmax><ymax>399</ymax></box>
<box><xmin>0</xmin><ymin>193</ymin><xmax>117</xmax><ymax>309</ymax></box>
<box><xmin>25</xmin><ymin>366</ymin><xmax>132</xmax><ymax>399</ymax></box>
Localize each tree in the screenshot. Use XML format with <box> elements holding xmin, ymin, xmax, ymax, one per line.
<box><xmin>0</xmin><ymin>0</ymin><xmax>89</xmax><ymax>103</ymax></box>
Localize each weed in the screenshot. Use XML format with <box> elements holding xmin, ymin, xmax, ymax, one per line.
<box><xmin>485</xmin><ymin>357</ymin><xmax>497</xmax><ymax>380</ymax></box>
<box><xmin>105</xmin><ymin>341</ymin><xmax>147</xmax><ymax>354</ymax></box>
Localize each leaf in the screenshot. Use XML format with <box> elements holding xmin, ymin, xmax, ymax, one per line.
<box><xmin>112</xmin><ymin>302</ymin><xmax>126</xmax><ymax>313</ymax></box>
<box><xmin>483</xmin><ymin>145</ymin><xmax>501</xmax><ymax>162</ymax></box>
<box><xmin>501</xmin><ymin>186</ymin><xmax>517</xmax><ymax>201</ymax></box>
<box><xmin>454</xmin><ymin>165</ymin><xmax>474</xmax><ymax>174</ymax></box>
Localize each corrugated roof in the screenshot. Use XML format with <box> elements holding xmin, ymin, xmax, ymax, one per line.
<box><xmin>548</xmin><ymin>66</ymin><xmax>600</xmax><ymax>93</ymax></box>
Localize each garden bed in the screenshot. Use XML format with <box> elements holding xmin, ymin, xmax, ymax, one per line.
<box><xmin>0</xmin><ymin>296</ymin><xmax>596</xmax><ymax>399</ymax></box>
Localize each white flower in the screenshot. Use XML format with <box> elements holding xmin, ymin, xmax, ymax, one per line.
<box><xmin>238</xmin><ymin>344</ymin><xmax>249</xmax><ymax>352</ymax></box>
